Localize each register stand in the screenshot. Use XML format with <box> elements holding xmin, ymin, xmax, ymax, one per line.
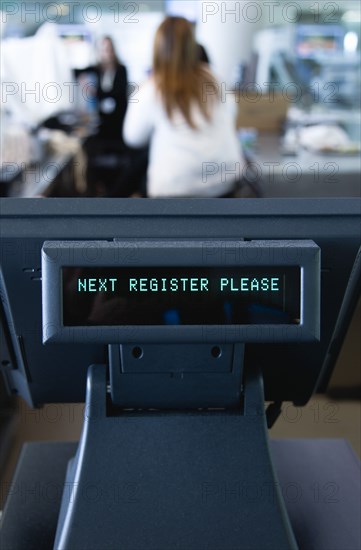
<box><xmin>0</xmin><ymin>199</ymin><xmax>360</xmax><ymax>550</ymax></box>
<box><xmin>45</xmin><ymin>239</ymin><xmax>316</xmax><ymax>549</ymax></box>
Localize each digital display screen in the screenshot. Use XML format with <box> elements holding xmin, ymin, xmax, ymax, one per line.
<box><xmin>62</xmin><ymin>267</ymin><xmax>301</xmax><ymax>327</ymax></box>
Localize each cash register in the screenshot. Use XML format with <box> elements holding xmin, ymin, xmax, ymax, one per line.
<box><xmin>0</xmin><ymin>198</ymin><xmax>360</xmax><ymax>549</ymax></box>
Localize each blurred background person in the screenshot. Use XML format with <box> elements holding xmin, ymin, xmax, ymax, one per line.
<box><xmin>123</xmin><ymin>16</ymin><xmax>245</xmax><ymax>198</ymax></box>
<box><xmin>74</xmin><ymin>36</ymin><xmax>132</xmax><ymax>196</ymax></box>
<box><xmin>76</xmin><ymin>35</ymin><xmax>128</xmax><ymax>141</ymax></box>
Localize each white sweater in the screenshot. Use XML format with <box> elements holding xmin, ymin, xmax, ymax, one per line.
<box><xmin>123</xmin><ymin>78</ymin><xmax>244</xmax><ymax>197</ymax></box>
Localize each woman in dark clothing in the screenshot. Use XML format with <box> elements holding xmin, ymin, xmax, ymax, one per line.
<box><xmin>75</xmin><ymin>36</ymin><xmax>128</xmax><ymax>140</ymax></box>
<box><xmin>91</xmin><ymin>36</ymin><xmax>128</xmax><ymax>140</ymax></box>
<box><xmin>75</xmin><ymin>36</ymin><xmax>135</xmax><ymax>195</ymax></box>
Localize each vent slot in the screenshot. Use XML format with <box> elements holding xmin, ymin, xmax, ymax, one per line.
<box><xmin>23</xmin><ymin>267</ymin><xmax>42</xmax><ymax>281</ymax></box>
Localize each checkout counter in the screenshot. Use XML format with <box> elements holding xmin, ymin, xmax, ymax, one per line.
<box><xmin>0</xmin><ymin>116</ymin><xmax>90</xmax><ymax>198</ymax></box>
<box><xmin>251</xmin><ymin>132</ymin><xmax>361</xmax><ymax>197</ymax></box>
<box><xmin>1</xmin><ymin>104</ymin><xmax>360</xmax><ymax>199</ymax></box>
<box><xmin>235</xmin><ymin>95</ymin><xmax>361</xmax><ymax>198</ymax></box>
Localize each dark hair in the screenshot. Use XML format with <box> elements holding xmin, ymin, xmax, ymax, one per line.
<box><xmin>197</xmin><ymin>44</ymin><xmax>210</xmax><ymax>64</ymax></box>
<box><xmin>100</xmin><ymin>35</ymin><xmax>120</xmax><ymax>66</ymax></box>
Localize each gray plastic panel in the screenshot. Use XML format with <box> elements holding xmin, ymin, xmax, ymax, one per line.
<box><xmin>1</xmin><ymin>197</ymin><xmax>360</xmax><ymax>405</ymax></box>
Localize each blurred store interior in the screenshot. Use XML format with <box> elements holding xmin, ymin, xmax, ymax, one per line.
<box><xmin>0</xmin><ymin>0</ymin><xmax>360</xmax><ymax>199</ymax></box>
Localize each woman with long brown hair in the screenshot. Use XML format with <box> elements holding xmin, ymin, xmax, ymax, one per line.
<box><xmin>123</xmin><ymin>17</ymin><xmax>244</xmax><ymax>197</ymax></box>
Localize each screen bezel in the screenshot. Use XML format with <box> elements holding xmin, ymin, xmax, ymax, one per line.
<box><xmin>42</xmin><ymin>239</ymin><xmax>320</xmax><ymax>344</ymax></box>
